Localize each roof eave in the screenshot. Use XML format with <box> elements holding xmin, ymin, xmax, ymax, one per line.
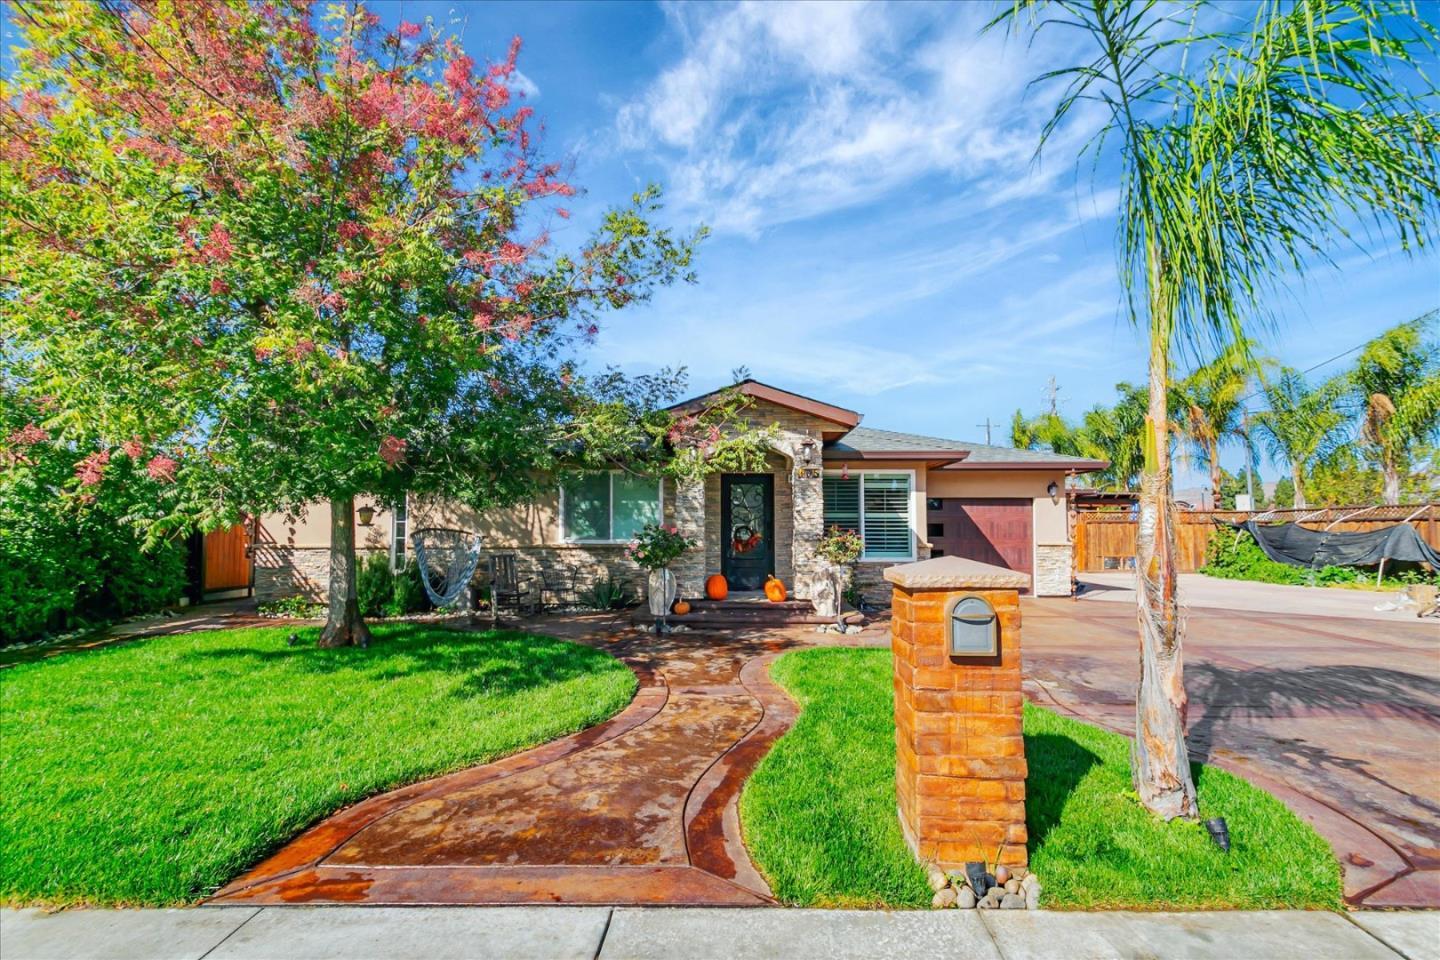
<box><xmin>668</xmin><ymin>379</ymin><xmax>863</xmax><ymax>429</ymax></box>
<box><xmin>939</xmin><ymin>459</ymin><xmax>1110</xmax><ymax>472</ymax></box>
<box><xmin>822</xmin><ymin>449</ymin><xmax>971</xmax><ymax>462</ymax></box>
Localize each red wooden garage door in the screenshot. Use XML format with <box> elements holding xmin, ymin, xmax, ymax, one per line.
<box><xmin>927</xmin><ymin>498</ymin><xmax>1033</xmax><ymax>578</ymax></box>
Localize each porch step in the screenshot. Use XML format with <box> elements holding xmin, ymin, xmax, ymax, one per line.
<box><xmin>630</xmin><ymin>597</ymin><xmax>866</xmax><ymax>629</ymax></box>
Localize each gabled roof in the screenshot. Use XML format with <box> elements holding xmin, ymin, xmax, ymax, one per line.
<box><xmin>825</xmin><ymin>426</ymin><xmax>1108</xmax><ymax>472</ymax></box>
<box><xmin>668</xmin><ymin>379</ymin><xmax>863</xmax><ymax>429</ymax></box>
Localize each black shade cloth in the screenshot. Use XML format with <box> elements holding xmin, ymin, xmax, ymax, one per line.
<box><xmin>1234</xmin><ymin>520</ymin><xmax>1440</xmax><ymax>569</ymax></box>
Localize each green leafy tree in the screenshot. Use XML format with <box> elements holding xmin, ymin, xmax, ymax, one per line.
<box><xmin>1351</xmin><ymin>314</ymin><xmax>1440</xmax><ymax>504</ymax></box>
<box><xmin>0</xmin><ymin>2</ymin><xmax>761</xmax><ymax>647</ymax></box>
<box><xmin>1271</xmin><ymin>475</ymin><xmax>1296</xmax><ymax>510</ymax></box>
<box><xmin>996</xmin><ymin>0</ymin><xmax>1440</xmax><ymax>819</ymax></box>
<box><xmin>1250</xmin><ymin>368</ymin><xmax>1348</xmax><ymax>509</ymax></box>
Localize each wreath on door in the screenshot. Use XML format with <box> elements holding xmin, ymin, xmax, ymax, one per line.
<box><xmin>731</xmin><ymin>524</ymin><xmax>762</xmax><ymax>554</ymax></box>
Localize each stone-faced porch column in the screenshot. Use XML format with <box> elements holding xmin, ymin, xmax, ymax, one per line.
<box><xmin>787</xmin><ymin>446</ymin><xmax>824</xmax><ymax>601</ymax></box>
<box><xmin>885</xmin><ymin>555</ymin><xmax>1031</xmax><ymax>871</ymax></box>
<box><xmin>671</xmin><ymin>476</ymin><xmax>706</xmax><ymax>599</ymax></box>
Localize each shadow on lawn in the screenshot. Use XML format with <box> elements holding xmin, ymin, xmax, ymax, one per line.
<box><xmin>1024</xmin><ymin>731</ymin><xmax>1102</xmax><ymax>851</ymax></box>
<box><xmin>180</xmin><ymin>625</ymin><xmax>623</xmax><ymax>700</ymax></box>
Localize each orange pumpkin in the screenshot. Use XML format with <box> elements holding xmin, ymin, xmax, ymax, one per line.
<box><xmin>705</xmin><ymin>574</ymin><xmax>729</xmax><ymax>601</ymax></box>
<box><xmin>764</xmin><ymin>575</ymin><xmax>787</xmax><ymax>603</ymax></box>
<box><xmin>672</xmin><ymin>598</ymin><xmax>691</xmax><ymax>616</ymax></box>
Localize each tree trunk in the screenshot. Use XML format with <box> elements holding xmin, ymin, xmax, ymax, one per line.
<box><xmin>318</xmin><ymin>495</ymin><xmax>372</xmax><ymax>648</ymax></box>
<box><xmin>1133</xmin><ymin>318</ymin><xmax>1199</xmax><ymax>821</ymax></box>
<box><xmin>1208</xmin><ymin>441</ymin><xmax>1222</xmax><ymax>510</ymax></box>
<box><xmin>1382</xmin><ymin>459</ymin><xmax>1401</xmax><ymax>506</ymax></box>
<box><xmin>1292</xmin><ymin>463</ymin><xmax>1307</xmax><ymax>510</ymax></box>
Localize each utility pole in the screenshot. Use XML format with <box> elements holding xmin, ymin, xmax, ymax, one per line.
<box><xmin>1242</xmin><ymin>411</ymin><xmax>1254</xmax><ymax>509</ymax></box>
<box><xmin>976</xmin><ymin>417</ymin><xmax>994</xmax><ymax>445</ymax></box>
<box><xmin>1043</xmin><ymin>376</ymin><xmax>1060</xmax><ymax>416</ymax></box>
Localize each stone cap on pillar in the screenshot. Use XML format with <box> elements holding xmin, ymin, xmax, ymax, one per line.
<box><xmin>883</xmin><ymin>555</ymin><xmax>1030</xmax><ymax>591</ymax></box>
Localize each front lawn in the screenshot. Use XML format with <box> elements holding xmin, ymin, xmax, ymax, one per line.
<box><xmin>740</xmin><ymin>647</ymin><xmax>1342</xmax><ymax>910</ymax></box>
<box><xmin>0</xmin><ymin>623</ymin><xmax>636</xmax><ymax>906</ymax></box>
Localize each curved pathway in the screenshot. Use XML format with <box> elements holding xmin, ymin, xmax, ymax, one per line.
<box><xmin>209</xmin><ymin>621</ymin><xmax>839</xmax><ymax>907</ymax></box>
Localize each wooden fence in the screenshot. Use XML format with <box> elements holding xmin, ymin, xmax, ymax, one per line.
<box><xmin>1073</xmin><ymin>503</ymin><xmax>1440</xmax><ymax>573</ymax></box>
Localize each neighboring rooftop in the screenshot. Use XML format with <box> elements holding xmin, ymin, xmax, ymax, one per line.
<box><xmin>825</xmin><ymin>425</ymin><xmax>1108</xmax><ymax>472</ymax></box>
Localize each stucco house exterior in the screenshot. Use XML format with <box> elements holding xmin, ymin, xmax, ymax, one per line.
<box><xmin>252</xmin><ymin>380</ymin><xmax>1107</xmax><ymax>605</ymax></box>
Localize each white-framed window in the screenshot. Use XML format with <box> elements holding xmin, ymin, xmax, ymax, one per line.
<box><xmin>822</xmin><ymin>471</ymin><xmax>916</xmax><ymax>561</ymax></box>
<box><xmin>560</xmin><ymin>472</ymin><xmax>663</xmax><ymax>543</ymax></box>
<box><xmin>390</xmin><ymin>496</ymin><xmax>408</xmax><ymax>571</ymax></box>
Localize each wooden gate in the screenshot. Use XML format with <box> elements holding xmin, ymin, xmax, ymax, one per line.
<box><xmin>201</xmin><ymin>522</ymin><xmax>252</xmax><ymax>594</ymax></box>
<box><xmin>1074</xmin><ymin>504</ymin><xmax>1439</xmax><ymax>573</ymax></box>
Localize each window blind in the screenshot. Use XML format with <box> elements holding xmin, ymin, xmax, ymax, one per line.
<box><xmin>862</xmin><ymin>475</ymin><xmax>912</xmax><ymax>559</ymax></box>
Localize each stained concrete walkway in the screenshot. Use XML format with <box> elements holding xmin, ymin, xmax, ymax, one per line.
<box><xmin>4</xmin><ymin>906</ymin><xmax>1436</xmax><ymax>960</ymax></box>
<box><xmin>209</xmin><ymin>619</ymin><xmax>825</xmax><ymax>907</ymax></box>
<box><xmin>1024</xmin><ymin>588</ymin><xmax>1440</xmax><ymax>908</ymax></box>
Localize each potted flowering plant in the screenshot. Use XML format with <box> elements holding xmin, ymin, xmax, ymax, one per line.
<box><xmin>814</xmin><ymin>526</ymin><xmax>864</xmax><ymax>621</ymax></box>
<box><xmin>627</xmin><ymin>523</ymin><xmax>697</xmax><ymax>629</ymax></box>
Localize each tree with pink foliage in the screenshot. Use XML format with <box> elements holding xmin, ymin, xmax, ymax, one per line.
<box><xmin>1</xmin><ymin>2</ymin><xmax>741</xmax><ymax>647</ymax></box>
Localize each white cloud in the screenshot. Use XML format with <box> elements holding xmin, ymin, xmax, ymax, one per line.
<box><xmin>510</xmin><ymin>69</ymin><xmax>541</xmax><ymax>101</ymax></box>
<box><xmin>614</xmin><ymin>2</ymin><xmax>1089</xmax><ymax>236</ymax></box>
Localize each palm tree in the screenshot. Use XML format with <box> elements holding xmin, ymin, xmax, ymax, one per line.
<box><xmin>1177</xmin><ymin>343</ymin><xmax>1254</xmax><ymax>509</ymax></box>
<box><xmin>995</xmin><ymin>0</ymin><xmax>1440</xmax><ymax>819</ymax></box>
<box><xmin>1351</xmin><ymin>314</ymin><xmax>1440</xmax><ymax>504</ymax></box>
<box><xmin>1250</xmin><ymin>368</ymin><xmax>1348</xmax><ymax>508</ymax></box>
<box><xmin>1079</xmin><ymin>382</ymin><xmax>1150</xmax><ymax>491</ymax></box>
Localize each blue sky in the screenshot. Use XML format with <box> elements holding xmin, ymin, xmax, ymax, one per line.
<box><xmin>8</xmin><ymin>1</ymin><xmax>1436</xmax><ymax>490</ymax></box>
<box><xmin>393</xmin><ymin>0</ymin><xmax>1435</xmax><ymax>490</ymax></box>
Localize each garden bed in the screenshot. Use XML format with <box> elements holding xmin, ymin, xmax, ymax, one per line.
<box><xmin>0</xmin><ymin>623</ymin><xmax>636</xmax><ymax>906</ymax></box>
<box><xmin>739</xmin><ymin>647</ymin><xmax>1342</xmax><ymax>910</ymax></box>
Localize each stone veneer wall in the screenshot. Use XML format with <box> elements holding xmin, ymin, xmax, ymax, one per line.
<box><xmin>253</xmin><ymin>545</ymin><xmax>388</xmax><ymax>602</ymax></box>
<box><xmin>254</xmin><ymin>543</ymin><xmax>654</xmax><ymax>605</ymax></box>
<box><xmin>1033</xmin><ymin>544</ymin><xmax>1071</xmax><ymax>597</ymax></box>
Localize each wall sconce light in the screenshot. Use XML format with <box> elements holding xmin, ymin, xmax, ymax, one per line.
<box><xmin>799</xmin><ymin>435</ymin><xmax>817</xmax><ymax>468</ymax></box>
<box><xmin>841</xmin><ymin>462</ymin><xmax>850</xmax><ymax>481</ymax></box>
<box><xmin>356</xmin><ymin>504</ymin><xmax>376</xmax><ymax>527</ymax></box>
<box><xmin>1047</xmin><ymin>481</ymin><xmax>1059</xmax><ymax>498</ymax></box>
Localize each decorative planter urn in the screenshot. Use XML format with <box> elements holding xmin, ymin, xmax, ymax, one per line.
<box><xmin>811</xmin><ymin>564</ymin><xmax>844</xmax><ymax>620</ymax></box>
<box><xmin>647</xmin><ymin>567</ymin><xmax>678</xmax><ymax>623</ymax></box>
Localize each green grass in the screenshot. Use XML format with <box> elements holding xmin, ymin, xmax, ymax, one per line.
<box><xmin>0</xmin><ymin>623</ymin><xmax>636</xmax><ymax>906</ymax></box>
<box><xmin>741</xmin><ymin>647</ymin><xmax>1343</xmax><ymax>910</ymax></box>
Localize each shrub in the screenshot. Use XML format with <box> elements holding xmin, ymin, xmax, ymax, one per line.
<box><xmin>356</xmin><ymin>552</ymin><xmax>432</xmax><ymax>618</ymax></box>
<box><xmin>356</xmin><ymin>552</ymin><xmax>395</xmax><ymax>618</ymax></box>
<box><xmin>387</xmin><ymin>558</ymin><xmax>432</xmax><ymax>616</ymax></box>
<box><xmin>0</xmin><ymin>444</ymin><xmax>186</xmax><ymax>645</ymax></box>
<box><xmin>257</xmin><ymin>595</ymin><xmax>326</xmax><ymax>619</ymax></box>
<box><xmin>580</xmin><ymin>576</ymin><xmax>635</xmax><ymax>610</ymax></box>
<box><xmin>625</xmin><ymin>522</ymin><xmax>696</xmax><ymax>571</ymax></box>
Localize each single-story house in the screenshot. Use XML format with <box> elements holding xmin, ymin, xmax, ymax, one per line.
<box><xmin>252</xmin><ymin>380</ymin><xmax>1107</xmax><ymax>605</ymax></box>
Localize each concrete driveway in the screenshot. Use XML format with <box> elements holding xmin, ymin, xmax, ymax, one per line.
<box><xmin>1023</xmin><ymin>575</ymin><xmax>1440</xmax><ymax>908</ymax></box>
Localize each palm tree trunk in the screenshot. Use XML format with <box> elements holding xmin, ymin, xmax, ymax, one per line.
<box><xmin>1382</xmin><ymin>457</ymin><xmax>1402</xmax><ymax>505</ymax></box>
<box><xmin>319</xmin><ymin>495</ymin><xmax>372</xmax><ymax>648</ymax></box>
<box><xmin>1133</xmin><ymin>307</ymin><xmax>1199</xmax><ymax>821</ymax></box>
<box><xmin>1208</xmin><ymin>441</ymin><xmax>1222</xmax><ymax>510</ymax></box>
<box><xmin>1292</xmin><ymin>463</ymin><xmax>1307</xmax><ymax>509</ymax></box>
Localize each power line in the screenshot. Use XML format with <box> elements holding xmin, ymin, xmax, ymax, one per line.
<box><xmin>1237</xmin><ymin>340</ymin><xmax>1368</xmax><ymax>406</ymax></box>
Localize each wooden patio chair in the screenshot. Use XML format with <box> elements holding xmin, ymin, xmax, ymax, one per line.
<box><xmin>483</xmin><ymin>553</ymin><xmax>536</xmax><ymax>624</ymax></box>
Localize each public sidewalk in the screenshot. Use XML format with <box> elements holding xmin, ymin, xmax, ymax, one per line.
<box><xmin>4</xmin><ymin>906</ymin><xmax>1437</xmax><ymax>960</ymax></box>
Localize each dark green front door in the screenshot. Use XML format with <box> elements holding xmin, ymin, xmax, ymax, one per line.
<box><xmin>721</xmin><ymin>474</ymin><xmax>775</xmax><ymax>592</ymax></box>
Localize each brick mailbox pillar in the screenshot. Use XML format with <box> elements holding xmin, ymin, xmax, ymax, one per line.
<box><xmin>884</xmin><ymin>555</ymin><xmax>1030</xmax><ymax>871</ymax></box>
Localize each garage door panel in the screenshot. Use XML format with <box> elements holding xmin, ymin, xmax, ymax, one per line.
<box><xmin>928</xmin><ymin>498</ymin><xmax>1032</xmax><ymax>577</ymax></box>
